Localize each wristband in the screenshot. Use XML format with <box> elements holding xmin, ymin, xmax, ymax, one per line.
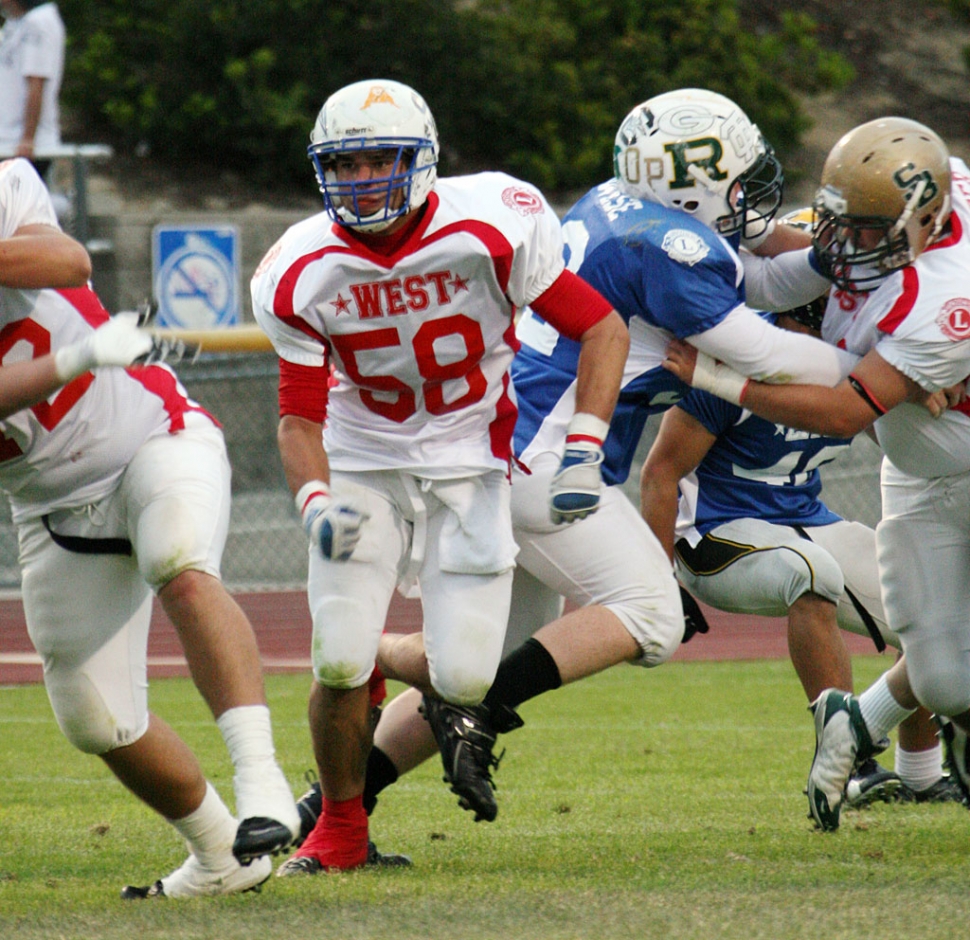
<box><xmin>565</xmin><ymin>412</ymin><xmax>610</xmax><ymax>446</ymax></box>
<box><xmin>295</xmin><ymin>479</ymin><xmax>330</xmax><ymax>517</ymax></box>
<box><xmin>692</xmin><ymin>351</ymin><xmax>750</xmax><ymax>406</ymax></box>
<box><xmin>848</xmin><ymin>374</ymin><xmax>888</xmax><ymax>416</ymax></box>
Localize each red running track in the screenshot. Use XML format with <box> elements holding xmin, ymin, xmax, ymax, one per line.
<box><xmin>0</xmin><ymin>590</ymin><xmax>884</xmax><ymax>686</ymax></box>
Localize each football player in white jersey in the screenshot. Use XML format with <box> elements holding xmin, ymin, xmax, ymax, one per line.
<box><xmin>0</xmin><ymin>157</ymin><xmax>301</xmax><ymax>897</ymax></box>
<box><xmin>251</xmin><ymin>79</ymin><xmax>629</xmax><ymax>875</ymax></box>
<box><xmin>663</xmin><ymin>117</ymin><xmax>970</xmax><ymax>830</ymax></box>
<box><xmin>641</xmin><ymin>294</ymin><xmax>958</xmax><ymax>811</ymax></box>
<box><xmin>290</xmin><ymin>89</ymin><xmax>884</xmax><ymax>836</ymax></box>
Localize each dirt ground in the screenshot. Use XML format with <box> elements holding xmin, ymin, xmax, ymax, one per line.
<box><xmin>741</xmin><ymin>0</ymin><xmax>970</xmax><ymax>203</ymax></box>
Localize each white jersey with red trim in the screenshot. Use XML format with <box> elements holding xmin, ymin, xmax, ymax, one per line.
<box><xmin>0</xmin><ymin>160</ymin><xmax>210</xmax><ymax>522</ymax></box>
<box><xmin>251</xmin><ymin>172</ymin><xmax>567</xmax><ymax>478</ymax></box>
<box><xmin>821</xmin><ymin>157</ymin><xmax>970</xmax><ymax>478</ymax></box>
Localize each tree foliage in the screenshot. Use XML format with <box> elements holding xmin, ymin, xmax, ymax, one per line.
<box><xmin>56</xmin><ymin>0</ymin><xmax>852</xmax><ymax>193</ymax></box>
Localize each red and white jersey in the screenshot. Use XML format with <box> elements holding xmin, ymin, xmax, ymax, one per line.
<box><xmin>252</xmin><ymin>172</ymin><xmax>568</xmax><ymax>478</ymax></box>
<box><xmin>0</xmin><ymin>159</ymin><xmax>210</xmax><ymax>522</ymax></box>
<box><xmin>821</xmin><ymin>157</ymin><xmax>970</xmax><ymax>478</ymax></box>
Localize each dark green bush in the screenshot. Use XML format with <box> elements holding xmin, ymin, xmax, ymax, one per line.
<box><xmin>57</xmin><ymin>0</ymin><xmax>851</xmax><ymax>193</ymax></box>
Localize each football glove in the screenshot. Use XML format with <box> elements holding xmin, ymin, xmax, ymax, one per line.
<box><xmin>297</xmin><ymin>481</ymin><xmax>368</xmax><ymax>562</ymax></box>
<box><xmin>549</xmin><ymin>441</ymin><xmax>605</xmax><ymax>525</ymax></box>
<box><xmin>54</xmin><ymin>311</ymin><xmax>155</xmax><ymax>383</ymax></box>
<box><xmin>549</xmin><ymin>411</ymin><xmax>610</xmax><ymax>525</ymax></box>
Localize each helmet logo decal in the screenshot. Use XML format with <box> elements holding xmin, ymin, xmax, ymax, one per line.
<box><xmin>656</xmin><ymin>105</ymin><xmax>716</xmax><ymax>137</ymax></box>
<box><xmin>937</xmin><ymin>299</ymin><xmax>970</xmax><ymax>341</ymax></box>
<box><xmin>893</xmin><ymin>163</ymin><xmax>939</xmax><ymax>209</ymax></box>
<box><xmin>664</xmin><ymin>138</ymin><xmax>727</xmax><ymax>190</ymax></box>
<box><xmin>362</xmin><ymin>86</ymin><xmax>400</xmax><ymax>109</ymax></box>
<box><xmin>661</xmin><ymin>229</ymin><xmax>710</xmax><ymax>266</ymax></box>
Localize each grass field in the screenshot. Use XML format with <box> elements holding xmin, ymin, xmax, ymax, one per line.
<box><xmin>2</xmin><ymin>655</ymin><xmax>969</xmax><ymax>940</ymax></box>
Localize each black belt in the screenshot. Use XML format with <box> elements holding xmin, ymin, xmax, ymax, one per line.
<box><xmin>42</xmin><ymin>514</ymin><xmax>133</xmax><ymax>556</ymax></box>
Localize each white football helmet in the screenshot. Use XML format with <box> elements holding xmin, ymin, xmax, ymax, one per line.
<box><xmin>613</xmin><ymin>88</ymin><xmax>783</xmax><ymax>239</ymax></box>
<box><xmin>812</xmin><ymin>117</ymin><xmax>951</xmax><ymax>291</ymax></box>
<box><xmin>308</xmin><ymin>79</ymin><xmax>439</xmax><ymax>233</ymax></box>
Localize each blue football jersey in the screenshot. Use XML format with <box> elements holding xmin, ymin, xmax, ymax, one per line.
<box><xmin>513</xmin><ymin>179</ymin><xmax>748</xmax><ymax>485</ymax></box>
<box><xmin>677</xmin><ymin>387</ymin><xmax>849</xmax><ymax>533</ymax></box>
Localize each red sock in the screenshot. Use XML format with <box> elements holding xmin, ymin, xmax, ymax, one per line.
<box><xmin>368</xmin><ymin>664</ymin><xmax>387</xmax><ymax>709</ymax></box>
<box><xmin>297</xmin><ymin>794</ymin><xmax>368</xmax><ymax>869</ymax></box>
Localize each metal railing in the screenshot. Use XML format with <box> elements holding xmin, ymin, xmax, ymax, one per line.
<box><xmin>0</xmin><ymin>143</ymin><xmax>113</xmax><ymax>251</ymax></box>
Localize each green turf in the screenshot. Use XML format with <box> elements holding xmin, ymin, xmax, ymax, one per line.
<box><xmin>2</xmin><ymin>656</ymin><xmax>968</xmax><ymax>939</ymax></box>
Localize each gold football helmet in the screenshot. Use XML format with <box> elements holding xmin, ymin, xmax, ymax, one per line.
<box><xmin>812</xmin><ymin>117</ymin><xmax>951</xmax><ymax>290</ymax></box>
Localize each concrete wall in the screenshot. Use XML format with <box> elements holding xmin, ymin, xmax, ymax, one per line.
<box><xmin>84</xmin><ymin>182</ymin><xmax>312</xmax><ymax>319</ymax></box>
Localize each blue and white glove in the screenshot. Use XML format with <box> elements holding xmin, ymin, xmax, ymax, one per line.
<box><xmin>296</xmin><ymin>480</ymin><xmax>368</xmax><ymax>562</ymax></box>
<box><xmin>548</xmin><ymin>413</ymin><xmax>610</xmax><ymax>525</ymax></box>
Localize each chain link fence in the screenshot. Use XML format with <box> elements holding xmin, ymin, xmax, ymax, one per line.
<box><xmin>0</xmin><ymin>353</ymin><xmax>308</xmax><ymax>591</ymax></box>
<box><xmin>0</xmin><ymin>356</ymin><xmax>885</xmax><ymax>591</ymax></box>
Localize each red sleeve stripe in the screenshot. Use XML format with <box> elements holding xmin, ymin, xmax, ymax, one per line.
<box><xmin>56</xmin><ymin>286</ymin><xmax>111</xmax><ymax>328</ymax></box>
<box><xmin>279</xmin><ymin>358</ymin><xmax>329</xmax><ymax>422</ymax></box>
<box><xmin>876</xmin><ymin>266</ymin><xmax>919</xmax><ymax>335</ymax></box>
<box><xmin>529</xmin><ymin>270</ymin><xmax>614</xmax><ymax>341</ymax></box>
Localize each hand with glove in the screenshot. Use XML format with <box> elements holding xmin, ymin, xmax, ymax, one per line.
<box><xmin>548</xmin><ymin>412</ymin><xmax>610</xmax><ymax>524</ymax></box>
<box><xmin>296</xmin><ymin>480</ymin><xmax>369</xmax><ymax>561</ymax></box>
<box><xmin>54</xmin><ymin>312</ymin><xmax>155</xmax><ymax>383</ymax></box>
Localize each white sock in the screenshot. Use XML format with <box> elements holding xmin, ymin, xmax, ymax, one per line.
<box><xmin>168</xmin><ymin>781</ymin><xmax>236</xmax><ymax>869</ymax></box>
<box><xmin>895</xmin><ymin>743</ymin><xmax>944</xmax><ymax>793</ymax></box>
<box><xmin>858</xmin><ymin>673</ymin><xmax>915</xmax><ymax>742</ymax></box>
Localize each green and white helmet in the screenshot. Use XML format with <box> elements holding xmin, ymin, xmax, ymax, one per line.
<box><xmin>613</xmin><ymin>88</ymin><xmax>783</xmax><ymax>240</ymax></box>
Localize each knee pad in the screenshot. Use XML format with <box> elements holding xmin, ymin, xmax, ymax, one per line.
<box><xmin>613</xmin><ymin>594</ymin><xmax>684</xmax><ymax>668</ymax></box>
<box><xmin>427</xmin><ymin>613</ymin><xmax>502</xmax><ymax>707</ymax></box>
<box><xmin>778</xmin><ymin>542</ymin><xmax>844</xmax><ymax>608</ymax></box>
<box><xmin>311</xmin><ymin>597</ymin><xmax>378</xmax><ymax>690</ymax></box>
<box><xmin>909</xmin><ymin>661</ymin><xmax>970</xmax><ymax>718</ymax></box>
<box><xmin>46</xmin><ymin>669</ymin><xmax>144</xmax><ymax>755</ymax></box>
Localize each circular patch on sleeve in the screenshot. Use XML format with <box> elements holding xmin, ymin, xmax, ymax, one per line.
<box><xmin>937</xmin><ymin>298</ymin><xmax>970</xmax><ymax>340</ymax></box>
<box><xmin>502</xmin><ymin>187</ymin><xmax>545</xmax><ymax>216</ymax></box>
<box><xmin>661</xmin><ymin>229</ymin><xmax>711</xmax><ymax>267</ymax></box>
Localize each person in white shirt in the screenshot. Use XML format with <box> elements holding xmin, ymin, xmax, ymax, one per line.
<box><xmin>251</xmin><ymin>79</ymin><xmax>629</xmax><ymax>875</ymax></box>
<box><xmin>0</xmin><ymin>1</ymin><xmax>64</xmax><ymax>180</ymax></box>
<box><xmin>0</xmin><ymin>157</ymin><xmax>300</xmax><ymax>897</ymax></box>
<box><xmin>663</xmin><ymin>117</ymin><xmax>970</xmax><ymax>831</ymax></box>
